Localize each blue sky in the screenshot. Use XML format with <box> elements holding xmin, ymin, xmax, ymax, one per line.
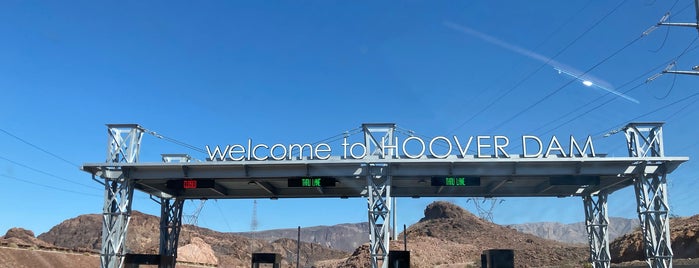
<box><xmin>1</xmin><ymin>1</ymin><xmax>698</xmax><ymax>236</ymax></box>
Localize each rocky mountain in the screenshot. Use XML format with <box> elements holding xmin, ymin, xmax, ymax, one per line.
<box><xmin>4</xmin><ymin>202</ymin><xmax>699</xmax><ymax>267</ymax></box>
<box><xmin>509</xmin><ymin>217</ymin><xmax>638</xmax><ymax>244</ymax></box>
<box><xmin>318</xmin><ymin>201</ymin><xmax>590</xmax><ymax>268</ymax></box>
<box><xmin>37</xmin><ymin>210</ymin><xmax>349</xmax><ymax>267</ymax></box>
<box><xmin>236</xmin><ymin>222</ymin><xmax>369</xmax><ymax>252</ymax></box>
<box><xmin>611</xmin><ymin>214</ymin><xmax>699</xmax><ymax>263</ymax></box>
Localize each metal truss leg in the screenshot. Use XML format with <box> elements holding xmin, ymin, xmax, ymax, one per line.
<box><xmin>583</xmin><ymin>194</ymin><xmax>611</xmax><ymax>268</ymax></box>
<box><xmin>159</xmin><ymin>198</ymin><xmax>184</xmax><ymax>268</ymax></box>
<box><xmin>101</xmin><ymin>178</ymin><xmax>135</xmax><ymax>268</ymax></box>
<box><xmin>634</xmin><ymin>170</ymin><xmax>673</xmax><ymax>268</ymax></box>
<box><xmin>367</xmin><ymin>164</ymin><xmax>391</xmax><ymax>268</ymax></box>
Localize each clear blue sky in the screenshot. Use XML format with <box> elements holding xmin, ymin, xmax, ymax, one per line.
<box><xmin>1</xmin><ymin>1</ymin><xmax>698</xmax><ymax>236</ymax></box>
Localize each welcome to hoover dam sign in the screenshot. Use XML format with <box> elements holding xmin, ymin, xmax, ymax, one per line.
<box><xmin>205</xmin><ymin>135</ymin><xmax>596</xmax><ymax>161</ymax></box>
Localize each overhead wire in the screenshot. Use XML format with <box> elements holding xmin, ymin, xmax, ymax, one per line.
<box><xmin>650</xmin><ymin>24</ymin><xmax>672</xmax><ymax>52</ymax></box>
<box><xmin>0</xmin><ymin>173</ymin><xmax>102</xmax><ymax>197</ymax></box>
<box><xmin>213</xmin><ymin>200</ymin><xmax>234</xmax><ymax>232</ymax></box>
<box><xmin>531</xmin><ymin>0</ymin><xmax>594</xmax><ymax>51</ymax></box>
<box><xmin>446</xmin><ymin>1</ymin><xmax>596</xmax><ymax>133</ymax></box>
<box><xmin>549</xmin><ymin>17</ymin><xmax>699</xmax><ymax>131</ymax></box>
<box><xmin>141</xmin><ymin>127</ymin><xmax>208</xmax><ymax>154</ymax></box>
<box><xmin>650</xmin><ymin>33</ymin><xmax>698</xmax><ymax>97</ymax></box>
<box><xmin>655</xmin><ymin>72</ymin><xmax>678</xmax><ymax>99</ymax></box>
<box><xmin>528</xmin><ymin>43</ymin><xmax>699</xmax><ymax>136</ymax></box>
<box><xmin>674</xmin><ymin>1</ymin><xmax>697</xmax><ymax>17</ymax></box>
<box><xmin>0</xmin><ymin>128</ymin><xmax>81</xmax><ymax>168</ymax></box>
<box><xmin>663</xmin><ymin>95</ymin><xmax>699</xmax><ymax>120</ymax></box>
<box><xmin>649</xmin><ymin>0</ymin><xmax>682</xmax><ymax>52</ymax></box>
<box><xmin>486</xmin><ymin>33</ymin><xmax>646</xmax><ymax>133</ymax></box>
<box><xmin>0</xmin><ymin>154</ymin><xmax>99</xmax><ymax>190</ymax></box>
<box><xmin>145</xmin><ymin>125</ymin><xmax>365</xmax><ymax>160</ymax></box>
<box><xmin>527</xmin><ymin>49</ymin><xmax>696</xmax><ymax>143</ymax></box>
<box><xmin>273</xmin><ymin>127</ymin><xmax>363</xmax><ymax>159</ymax></box>
<box><xmin>592</xmin><ymin>91</ymin><xmax>699</xmax><ymax>137</ymax></box>
<box><xmin>499</xmin><ymin>39</ymin><xmax>699</xmax><ymax>152</ymax></box>
<box><xmin>448</xmin><ymin>0</ymin><xmax>630</xmax><ymax>134</ymax></box>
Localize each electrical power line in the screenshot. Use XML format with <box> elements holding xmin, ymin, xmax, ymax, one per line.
<box><xmin>0</xmin><ymin>128</ymin><xmax>81</xmax><ymax>168</ymax></box>
<box><xmin>213</xmin><ymin>200</ymin><xmax>234</xmax><ymax>232</ymax></box>
<box><xmin>488</xmin><ymin>42</ymin><xmax>699</xmax><ymax>153</ymax></box>
<box><xmin>141</xmin><ymin>127</ymin><xmax>208</xmax><ymax>154</ymax></box>
<box><xmin>0</xmin><ymin>154</ymin><xmax>99</xmax><ymax>190</ymax></box>
<box><xmin>593</xmin><ymin>90</ymin><xmax>699</xmax><ymax>137</ymax></box>
<box><xmin>448</xmin><ymin>0</ymin><xmax>631</xmax><ymax>134</ymax></box>
<box><xmin>0</xmin><ymin>173</ymin><xmax>102</xmax><ymax>197</ymax></box>
<box><xmin>529</xmin><ymin>59</ymin><xmax>690</xmax><ymax>137</ymax></box>
<box><xmin>528</xmin><ymin>60</ymin><xmax>670</xmax><ymax>135</ymax></box>
<box><xmin>486</xmin><ymin>34</ymin><xmax>645</xmax><ymax>133</ymax></box>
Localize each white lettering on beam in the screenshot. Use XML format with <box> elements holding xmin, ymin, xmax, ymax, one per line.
<box><xmin>570</xmin><ymin>135</ymin><xmax>596</xmax><ymax>157</ymax></box>
<box><xmin>205</xmin><ymin>134</ymin><xmax>597</xmax><ymax>161</ymax></box>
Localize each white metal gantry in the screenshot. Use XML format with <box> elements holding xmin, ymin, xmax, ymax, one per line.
<box><xmin>84</xmin><ymin>122</ymin><xmax>687</xmax><ymax>268</ymax></box>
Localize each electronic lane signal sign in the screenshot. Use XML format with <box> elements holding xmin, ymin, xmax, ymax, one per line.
<box><xmin>167</xmin><ymin>179</ymin><xmax>216</xmax><ymax>189</ymax></box>
<box><xmin>288</xmin><ymin>177</ymin><xmax>336</xmax><ymax>187</ymax></box>
<box><xmin>431</xmin><ymin>176</ymin><xmax>480</xmax><ymax>187</ymax></box>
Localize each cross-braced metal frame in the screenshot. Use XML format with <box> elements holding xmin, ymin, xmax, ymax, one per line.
<box><xmin>85</xmin><ymin>122</ymin><xmax>688</xmax><ymax>268</ymax></box>
<box><xmin>102</xmin><ymin>124</ymin><xmax>144</xmax><ymax>268</ymax></box>
<box><xmin>158</xmin><ymin>198</ymin><xmax>184</xmax><ymax>267</ymax></box>
<box><xmin>367</xmin><ymin>164</ymin><xmax>392</xmax><ymax>268</ymax></box>
<box><xmin>363</xmin><ymin>124</ymin><xmax>395</xmax><ymax>268</ymax></box>
<box><xmin>583</xmin><ymin>193</ymin><xmax>611</xmax><ymax>268</ymax></box>
<box><xmin>624</xmin><ymin>123</ymin><xmax>664</xmax><ymax>158</ymax></box>
<box><xmin>157</xmin><ymin>154</ymin><xmax>190</xmax><ymax>267</ymax></box>
<box><xmin>634</xmin><ymin>169</ymin><xmax>673</xmax><ymax>268</ymax></box>
<box><xmin>624</xmin><ymin>122</ymin><xmax>673</xmax><ymax>268</ymax></box>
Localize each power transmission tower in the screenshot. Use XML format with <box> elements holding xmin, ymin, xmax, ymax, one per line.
<box><xmin>249</xmin><ymin>200</ymin><xmax>259</xmax><ymax>255</ymax></box>
<box><xmin>251</xmin><ymin>200</ymin><xmax>259</xmax><ymax>232</ymax></box>
<box><xmin>466</xmin><ymin>197</ymin><xmax>504</xmax><ymax>222</ymax></box>
<box><xmin>646</xmin><ymin>0</ymin><xmax>699</xmax><ymax>79</ymax></box>
<box><xmin>183</xmin><ymin>200</ymin><xmax>206</xmax><ymax>226</ymax></box>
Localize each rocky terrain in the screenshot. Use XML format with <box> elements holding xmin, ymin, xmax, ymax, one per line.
<box><xmin>610</xmin><ymin>214</ymin><xmax>699</xmax><ymax>263</ymax></box>
<box><xmin>236</xmin><ymin>222</ymin><xmax>369</xmax><ymax>252</ymax></box>
<box><xmin>0</xmin><ymin>228</ymin><xmax>99</xmax><ymax>268</ymax></box>
<box><xmin>2</xmin><ymin>202</ymin><xmax>699</xmax><ymax>267</ymax></box>
<box><xmin>510</xmin><ymin>217</ymin><xmax>638</xmax><ymax>244</ymax></box>
<box><xmin>36</xmin><ymin>211</ymin><xmax>348</xmax><ymax>267</ymax></box>
<box><xmin>318</xmin><ymin>201</ymin><xmax>590</xmax><ymax>267</ymax></box>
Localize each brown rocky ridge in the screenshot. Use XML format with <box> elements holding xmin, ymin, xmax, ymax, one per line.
<box><xmin>37</xmin><ymin>210</ymin><xmax>349</xmax><ymax>267</ymax></box>
<box><xmin>611</xmin><ymin>214</ymin><xmax>699</xmax><ymax>263</ymax></box>
<box><xmin>318</xmin><ymin>201</ymin><xmax>589</xmax><ymax>268</ymax></box>
<box><xmin>5</xmin><ymin>201</ymin><xmax>699</xmax><ymax>267</ymax></box>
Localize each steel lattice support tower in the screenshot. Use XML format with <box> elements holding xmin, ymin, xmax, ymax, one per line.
<box><xmin>159</xmin><ymin>198</ymin><xmax>184</xmax><ymax>267</ymax></box>
<box><xmin>583</xmin><ymin>193</ymin><xmax>611</xmax><ymax>268</ymax></box>
<box><xmin>363</xmin><ymin>124</ymin><xmax>395</xmax><ymax>268</ymax></box>
<box><xmin>367</xmin><ymin>164</ymin><xmax>391</xmax><ymax>268</ymax></box>
<box><xmin>624</xmin><ymin>122</ymin><xmax>673</xmax><ymax>268</ymax></box>
<box><xmin>101</xmin><ymin>124</ymin><xmax>144</xmax><ymax>268</ymax></box>
<box><xmin>158</xmin><ymin>154</ymin><xmax>190</xmax><ymax>268</ymax></box>
<box><xmin>624</xmin><ymin>123</ymin><xmax>664</xmax><ymax>159</ymax></box>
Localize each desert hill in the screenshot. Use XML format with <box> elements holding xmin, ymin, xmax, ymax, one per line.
<box><xmin>36</xmin><ymin>210</ymin><xmax>348</xmax><ymax>267</ymax></box>
<box><xmin>3</xmin><ymin>202</ymin><xmax>699</xmax><ymax>267</ymax></box>
<box><xmin>510</xmin><ymin>217</ymin><xmax>638</xmax><ymax>244</ymax></box>
<box><xmin>318</xmin><ymin>201</ymin><xmax>590</xmax><ymax>267</ymax></box>
<box><xmin>236</xmin><ymin>222</ymin><xmax>369</xmax><ymax>252</ymax></box>
<box><xmin>611</xmin><ymin>214</ymin><xmax>699</xmax><ymax>263</ymax></box>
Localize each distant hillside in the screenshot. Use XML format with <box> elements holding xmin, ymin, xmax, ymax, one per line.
<box><xmin>4</xmin><ymin>203</ymin><xmax>699</xmax><ymax>267</ymax></box>
<box><xmin>318</xmin><ymin>201</ymin><xmax>589</xmax><ymax>268</ymax></box>
<box><xmin>36</xmin><ymin>211</ymin><xmax>348</xmax><ymax>267</ymax></box>
<box><xmin>237</xmin><ymin>222</ymin><xmax>369</xmax><ymax>252</ymax></box>
<box><xmin>509</xmin><ymin>217</ymin><xmax>638</xmax><ymax>244</ymax></box>
<box><xmin>611</xmin><ymin>215</ymin><xmax>699</xmax><ymax>263</ymax></box>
